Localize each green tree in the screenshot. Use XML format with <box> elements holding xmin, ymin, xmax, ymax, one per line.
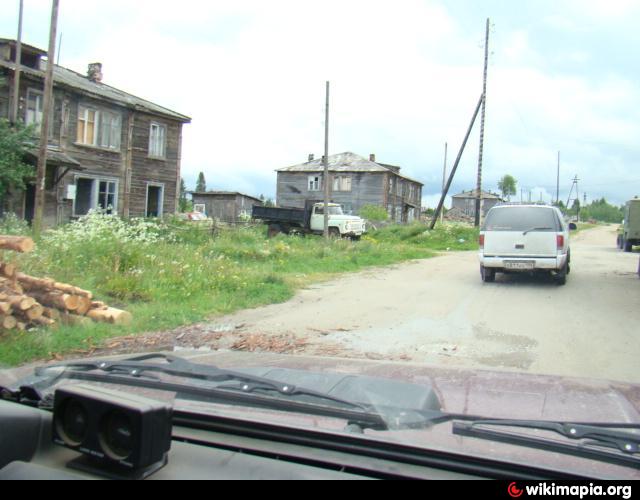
<box><xmin>178</xmin><ymin>178</ymin><xmax>192</xmax><ymax>212</ymax></box>
<box><xmin>497</xmin><ymin>175</ymin><xmax>517</xmax><ymax>201</ymax></box>
<box><xmin>0</xmin><ymin>119</ymin><xmax>35</xmax><ymax>201</ymax></box>
<box><xmin>196</xmin><ymin>172</ymin><xmax>207</xmax><ymax>192</ymax></box>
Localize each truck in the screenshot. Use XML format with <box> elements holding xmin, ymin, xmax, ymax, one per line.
<box><xmin>618</xmin><ymin>198</ymin><xmax>640</xmax><ymax>252</ymax></box>
<box><xmin>252</xmin><ymin>201</ymin><xmax>366</xmax><ymax>239</ymax></box>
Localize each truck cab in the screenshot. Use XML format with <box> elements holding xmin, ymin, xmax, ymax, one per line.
<box><xmin>621</xmin><ymin>198</ymin><xmax>640</xmax><ymax>252</ymax></box>
<box><xmin>309</xmin><ymin>203</ymin><xmax>366</xmax><ymax>239</ymax></box>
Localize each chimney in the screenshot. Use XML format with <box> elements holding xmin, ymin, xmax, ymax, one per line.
<box><xmin>87</xmin><ymin>62</ymin><xmax>103</xmax><ymax>83</ymax></box>
<box><xmin>308</xmin><ymin>154</ymin><xmax>315</xmax><ymax>162</ymax></box>
<box><xmin>369</xmin><ymin>154</ymin><xmax>376</xmax><ymax>162</ymax></box>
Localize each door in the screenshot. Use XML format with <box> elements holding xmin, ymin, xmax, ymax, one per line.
<box><xmin>146</xmin><ymin>184</ymin><xmax>164</xmax><ymax>218</ymax></box>
<box><xmin>24</xmin><ymin>184</ymin><xmax>36</xmax><ymax>224</ymax></box>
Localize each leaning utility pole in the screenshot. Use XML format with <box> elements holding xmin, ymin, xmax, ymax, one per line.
<box><xmin>474</xmin><ymin>18</ymin><xmax>490</xmax><ymax>228</ymax></box>
<box><xmin>323</xmin><ymin>81</ymin><xmax>330</xmax><ymax>240</ymax></box>
<box><xmin>10</xmin><ymin>0</ymin><xmax>24</xmax><ymax>124</ymax></box>
<box><xmin>441</xmin><ymin>142</ymin><xmax>448</xmax><ymax>224</ymax></box>
<box><xmin>33</xmin><ymin>0</ymin><xmax>60</xmax><ymax>237</ymax></box>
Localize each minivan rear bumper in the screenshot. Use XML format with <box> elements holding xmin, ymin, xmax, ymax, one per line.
<box><xmin>480</xmin><ymin>254</ymin><xmax>568</xmax><ymax>271</ymax></box>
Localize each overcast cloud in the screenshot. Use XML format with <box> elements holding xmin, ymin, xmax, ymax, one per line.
<box><xmin>2</xmin><ymin>0</ymin><xmax>639</xmax><ymax>207</ymax></box>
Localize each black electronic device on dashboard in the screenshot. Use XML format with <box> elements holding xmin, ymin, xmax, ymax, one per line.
<box><xmin>52</xmin><ymin>384</ymin><xmax>173</xmax><ymax>480</ymax></box>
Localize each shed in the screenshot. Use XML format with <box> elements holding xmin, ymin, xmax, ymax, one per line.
<box><xmin>190</xmin><ymin>191</ymin><xmax>263</xmax><ymax>223</ymax></box>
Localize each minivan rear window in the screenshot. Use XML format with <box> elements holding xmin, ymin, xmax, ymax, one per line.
<box><xmin>483</xmin><ymin>207</ymin><xmax>560</xmax><ymax>232</ymax></box>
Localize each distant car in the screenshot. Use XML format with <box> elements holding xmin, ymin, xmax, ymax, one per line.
<box><xmin>479</xmin><ymin>205</ymin><xmax>577</xmax><ymax>285</ymax></box>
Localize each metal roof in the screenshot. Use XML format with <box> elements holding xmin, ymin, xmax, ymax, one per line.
<box><xmin>0</xmin><ymin>54</ymin><xmax>191</xmax><ymax>123</ymax></box>
<box><xmin>452</xmin><ymin>189</ymin><xmax>503</xmax><ymax>200</ymax></box>
<box><xmin>277</xmin><ymin>152</ymin><xmax>424</xmax><ymax>185</ymax></box>
<box><xmin>190</xmin><ymin>191</ymin><xmax>263</xmax><ymax>203</ymax></box>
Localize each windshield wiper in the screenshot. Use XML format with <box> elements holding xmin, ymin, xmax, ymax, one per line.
<box><xmin>5</xmin><ymin>354</ymin><xmax>389</xmax><ymax>430</ymax></box>
<box><xmin>453</xmin><ymin>419</ymin><xmax>640</xmax><ymax>469</ymax></box>
<box><xmin>522</xmin><ymin>227</ymin><xmax>553</xmax><ymax>235</ymax></box>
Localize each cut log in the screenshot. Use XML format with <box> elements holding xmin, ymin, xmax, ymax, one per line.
<box><xmin>75</xmin><ymin>296</ymin><xmax>93</xmax><ymax>316</ymax></box>
<box><xmin>7</xmin><ymin>294</ymin><xmax>36</xmax><ymax>311</ymax></box>
<box><xmin>31</xmin><ymin>316</ymin><xmax>56</xmax><ymax>328</ymax></box>
<box><xmin>24</xmin><ymin>305</ymin><xmax>44</xmax><ymax>322</ymax></box>
<box><xmin>26</xmin><ymin>291</ymin><xmax>80</xmax><ymax>312</ymax></box>
<box><xmin>0</xmin><ymin>262</ymin><xmax>17</xmax><ymax>278</ymax></box>
<box><xmin>91</xmin><ymin>301</ymin><xmax>108</xmax><ymax>309</ymax></box>
<box><xmin>14</xmin><ymin>273</ymin><xmax>93</xmax><ymax>299</ymax></box>
<box><xmin>0</xmin><ymin>236</ymin><xmax>35</xmax><ymax>253</ymax></box>
<box><xmin>86</xmin><ymin>307</ymin><xmax>133</xmax><ymax>326</ymax></box>
<box><xmin>0</xmin><ymin>315</ymin><xmax>17</xmax><ymax>330</ymax></box>
<box><xmin>60</xmin><ymin>313</ymin><xmax>94</xmax><ymax>327</ymax></box>
<box><xmin>0</xmin><ymin>301</ymin><xmax>11</xmax><ymax>315</ymax></box>
<box><xmin>43</xmin><ymin>307</ymin><xmax>61</xmax><ymax>321</ymax></box>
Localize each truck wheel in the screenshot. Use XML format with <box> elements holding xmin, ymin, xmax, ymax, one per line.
<box><xmin>267</xmin><ymin>224</ymin><xmax>281</xmax><ymax>238</ymax></box>
<box><xmin>624</xmin><ymin>238</ymin><xmax>633</xmax><ymax>253</ymax></box>
<box><xmin>480</xmin><ymin>266</ymin><xmax>495</xmax><ymax>283</ymax></box>
<box><xmin>329</xmin><ymin>227</ymin><xmax>341</xmax><ymax>239</ymax></box>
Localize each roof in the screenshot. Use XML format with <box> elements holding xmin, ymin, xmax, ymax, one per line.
<box><xmin>190</xmin><ymin>191</ymin><xmax>263</xmax><ymax>203</ymax></box>
<box><xmin>277</xmin><ymin>152</ymin><xmax>424</xmax><ymax>186</ymax></box>
<box><xmin>452</xmin><ymin>189</ymin><xmax>504</xmax><ymax>200</ymax></box>
<box><xmin>0</xmin><ymin>41</ymin><xmax>191</xmax><ymax>123</ymax></box>
<box><xmin>24</xmin><ymin>148</ymin><xmax>82</xmax><ymax>168</ymax></box>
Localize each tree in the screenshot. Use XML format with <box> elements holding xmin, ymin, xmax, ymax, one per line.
<box><xmin>497</xmin><ymin>175</ymin><xmax>517</xmax><ymax>201</ymax></box>
<box><xmin>196</xmin><ymin>172</ymin><xmax>207</xmax><ymax>192</ymax></box>
<box><xmin>178</xmin><ymin>178</ymin><xmax>192</xmax><ymax>212</ymax></box>
<box><xmin>0</xmin><ymin>119</ymin><xmax>36</xmax><ymax>209</ymax></box>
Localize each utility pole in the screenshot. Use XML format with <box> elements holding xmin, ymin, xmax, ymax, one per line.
<box><xmin>474</xmin><ymin>17</ymin><xmax>490</xmax><ymax>228</ymax></box>
<box><xmin>323</xmin><ymin>81</ymin><xmax>330</xmax><ymax>240</ymax></box>
<box><xmin>10</xmin><ymin>0</ymin><xmax>24</xmax><ymax>124</ymax></box>
<box><xmin>556</xmin><ymin>151</ymin><xmax>560</xmax><ymax>205</ymax></box>
<box><xmin>33</xmin><ymin>0</ymin><xmax>60</xmax><ymax>237</ymax></box>
<box><xmin>441</xmin><ymin>142</ymin><xmax>448</xmax><ymax>224</ymax></box>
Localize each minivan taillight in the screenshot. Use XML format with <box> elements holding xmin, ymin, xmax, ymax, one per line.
<box><xmin>557</xmin><ymin>234</ymin><xmax>564</xmax><ymax>249</ymax></box>
<box><xmin>479</xmin><ymin>234</ymin><xmax>485</xmax><ymax>249</ymax></box>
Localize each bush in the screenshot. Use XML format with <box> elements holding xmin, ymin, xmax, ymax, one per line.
<box><xmin>0</xmin><ymin>213</ymin><xmax>31</xmax><ymax>236</ymax></box>
<box><xmin>359</xmin><ymin>205</ymin><xmax>389</xmax><ymax>222</ymax></box>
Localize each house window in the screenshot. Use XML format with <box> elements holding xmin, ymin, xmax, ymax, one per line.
<box><xmin>26</xmin><ymin>89</ymin><xmax>43</xmax><ymax>131</ymax></box>
<box><xmin>73</xmin><ymin>177</ymin><xmax>119</xmax><ymax>216</ymax></box>
<box><xmin>308</xmin><ymin>175</ymin><xmax>322</xmax><ymax>191</ymax></box>
<box><xmin>146</xmin><ymin>183</ymin><xmax>164</xmax><ymax>217</ymax></box>
<box><xmin>333</xmin><ymin>176</ymin><xmax>352</xmax><ymax>192</ymax></box>
<box><xmin>149</xmin><ymin>123</ymin><xmax>166</xmax><ymax>158</ymax></box>
<box><xmin>77</xmin><ymin>106</ymin><xmax>121</xmax><ymax>150</ymax></box>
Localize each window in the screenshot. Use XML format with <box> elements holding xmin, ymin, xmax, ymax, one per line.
<box><xmin>308</xmin><ymin>175</ymin><xmax>322</xmax><ymax>191</ymax></box>
<box><xmin>73</xmin><ymin>177</ymin><xmax>118</xmax><ymax>216</ymax></box>
<box><xmin>333</xmin><ymin>176</ymin><xmax>352</xmax><ymax>192</ymax></box>
<box><xmin>149</xmin><ymin>123</ymin><xmax>167</xmax><ymax>158</ymax></box>
<box><xmin>77</xmin><ymin>106</ymin><xmax>121</xmax><ymax>150</ymax></box>
<box><xmin>26</xmin><ymin>90</ymin><xmax>43</xmax><ymax>131</ymax></box>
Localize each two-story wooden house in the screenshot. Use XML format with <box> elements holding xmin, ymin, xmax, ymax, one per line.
<box><xmin>276</xmin><ymin>152</ymin><xmax>423</xmax><ymax>223</ymax></box>
<box><xmin>0</xmin><ymin>38</ymin><xmax>191</xmax><ymax>226</ymax></box>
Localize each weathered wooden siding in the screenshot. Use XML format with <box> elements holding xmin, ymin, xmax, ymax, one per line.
<box><xmin>0</xmin><ymin>68</ymin><xmax>184</xmax><ymax>225</ymax></box>
<box><xmin>192</xmin><ymin>194</ymin><xmax>262</xmax><ymax>222</ymax></box>
<box><xmin>277</xmin><ymin>171</ymin><xmax>387</xmax><ymax>215</ymax></box>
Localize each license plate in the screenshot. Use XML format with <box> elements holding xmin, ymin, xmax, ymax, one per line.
<box><xmin>505</xmin><ymin>261</ymin><xmax>535</xmax><ymax>270</ymax></box>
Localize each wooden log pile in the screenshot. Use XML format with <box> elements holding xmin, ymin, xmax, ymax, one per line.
<box><xmin>0</xmin><ymin>235</ymin><xmax>132</xmax><ymax>332</ymax></box>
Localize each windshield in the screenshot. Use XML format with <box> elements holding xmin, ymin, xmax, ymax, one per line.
<box><xmin>0</xmin><ymin>0</ymin><xmax>638</xmax><ymax>479</ymax></box>
<box><xmin>315</xmin><ymin>206</ymin><xmax>344</xmax><ymax>216</ymax></box>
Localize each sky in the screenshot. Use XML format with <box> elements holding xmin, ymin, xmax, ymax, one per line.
<box><xmin>1</xmin><ymin>0</ymin><xmax>639</xmax><ymax>208</ymax></box>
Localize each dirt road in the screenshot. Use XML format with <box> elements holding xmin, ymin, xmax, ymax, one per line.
<box><xmin>194</xmin><ymin>225</ymin><xmax>639</xmax><ymax>383</ymax></box>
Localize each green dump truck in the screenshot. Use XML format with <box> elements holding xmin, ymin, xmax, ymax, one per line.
<box><xmin>618</xmin><ymin>198</ymin><xmax>640</xmax><ymax>252</ymax></box>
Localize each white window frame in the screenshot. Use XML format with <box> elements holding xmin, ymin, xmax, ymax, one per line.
<box><xmin>149</xmin><ymin>122</ymin><xmax>167</xmax><ymax>158</ymax></box>
<box><xmin>333</xmin><ymin>176</ymin><xmax>352</xmax><ymax>192</ymax></box>
<box><xmin>72</xmin><ymin>175</ymin><xmax>119</xmax><ymax>217</ymax></box>
<box><xmin>308</xmin><ymin>175</ymin><xmax>322</xmax><ymax>192</ymax></box>
<box><xmin>194</xmin><ymin>203</ymin><xmax>206</xmax><ymax>215</ymax></box>
<box><xmin>145</xmin><ymin>182</ymin><xmax>165</xmax><ymax>218</ymax></box>
<box><xmin>76</xmin><ymin>105</ymin><xmax>121</xmax><ymax>150</ymax></box>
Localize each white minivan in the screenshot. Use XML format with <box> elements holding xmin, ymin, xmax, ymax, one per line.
<box><xmin>479</xmin><ymin>205</ymin><xmax>577</xmax><ymax>285</ymax></box>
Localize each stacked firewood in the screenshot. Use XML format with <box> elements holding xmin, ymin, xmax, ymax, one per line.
<box><xmin>0</xmin><ymin>235</ymin><xmax>132</xmax><ymax>332</ymax></box>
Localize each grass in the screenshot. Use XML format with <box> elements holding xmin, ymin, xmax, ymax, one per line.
<box><xmin>0</xmin><ymin>214</ymin><xmax>478</xmax><ymax>366</ymax></box>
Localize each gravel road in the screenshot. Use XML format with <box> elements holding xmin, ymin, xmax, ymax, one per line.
<box><xmin>201</xmin><ymin>225</ymin><xmax>640</xmax><ymax>383</ymax></box>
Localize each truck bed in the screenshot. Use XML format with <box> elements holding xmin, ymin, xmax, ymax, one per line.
<box><xmin>252</xmin><ymin>206</ymin><xmax>308</xmax><ymax>227</ymax></box>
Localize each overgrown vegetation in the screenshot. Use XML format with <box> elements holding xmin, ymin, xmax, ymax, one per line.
<box><xmin>359</xmin><ymin>204</ymin><xmax>389</xmax><ymax>222</ymax></box>
<box><xmin>0</xmin><ymin>119</ymin><xmax>36</xmax><ymax>201</ymax></box>
<box><xmin>0</xmin><ymin>213</ymin><xmax>477</xmax><ymax>365</ymax></box>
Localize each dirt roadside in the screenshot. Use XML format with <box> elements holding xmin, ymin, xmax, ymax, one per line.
<box><xmin>88</xmin><ymin>225</ymin><xmax>640</xmax><ymax>384</ymax></box>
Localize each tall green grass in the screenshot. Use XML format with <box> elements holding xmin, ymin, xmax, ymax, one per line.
<box><xmin>0</xmin><ymin>214</ymin><xmax>477</xmax><ymax>365</ymax></box>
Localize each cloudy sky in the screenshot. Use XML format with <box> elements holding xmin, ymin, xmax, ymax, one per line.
<box><xmin>2</xmin><ymin>0</ymin><xmax>639</xmax><ymax>207</ymax></box>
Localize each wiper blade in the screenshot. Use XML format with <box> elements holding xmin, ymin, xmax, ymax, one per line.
<box><xmin>21</xmin><ymin>354</ymin><xmax>389</xmax><ymax>429</ymax></box>
<box><xmin>453</xmin><ymin>419</ymin><xmax>640</xmax><ymax>469</ymax></box>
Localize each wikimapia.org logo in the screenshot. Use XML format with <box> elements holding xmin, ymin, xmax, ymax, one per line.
<box><xmin>507</xmin><ymin>483</ymin><xmax>632</xmax><ymax>500</ymax></box>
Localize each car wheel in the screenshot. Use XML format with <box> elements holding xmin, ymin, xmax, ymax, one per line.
<box><xmin>555</xmin><ymin>261</ymin><xmax>568</xmax><ymax>286</ymax></box>
<box><xmin>624</xmin><ymin>239</ymin><xmax>633</xmax><ymax>253</ymax></box>
<box><xmin>480</xmin><ymin>266</ymin><xmax>495</xmax><ymax>283</ymax></box>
